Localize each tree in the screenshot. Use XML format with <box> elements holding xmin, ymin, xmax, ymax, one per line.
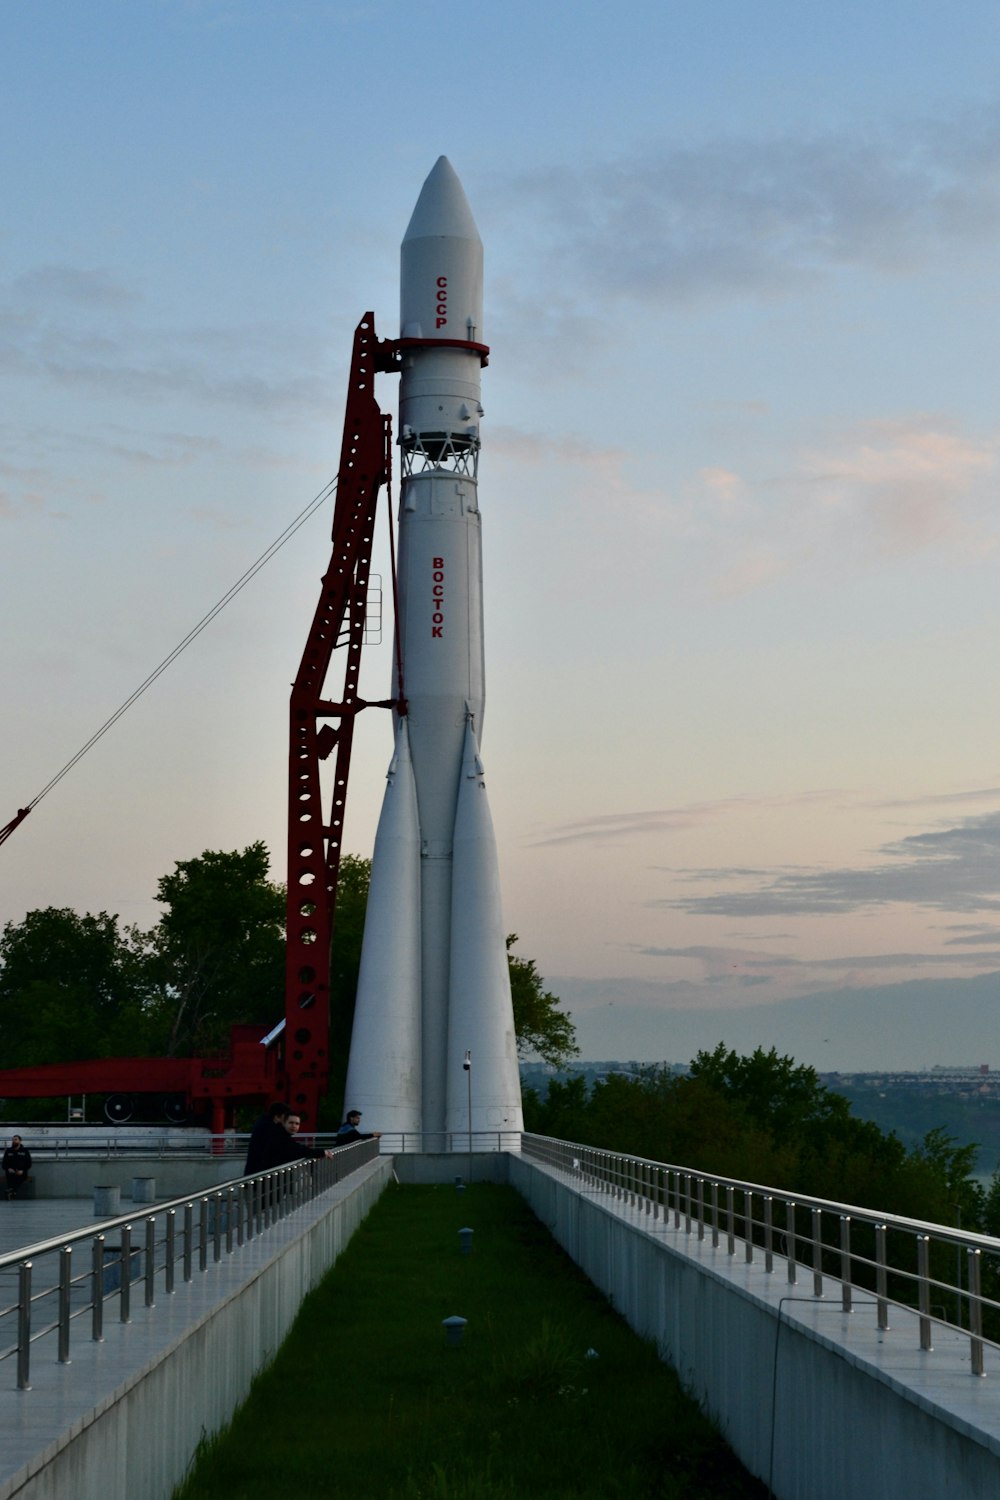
<box><xmin>0</xmin><ymin>907</ymin><xmax>152</xmax><ymax>1067</ymax></box>
<box><xmin>506</xmin><ymin>935</ymin><xmax>579</xmax><ymax>1069</ymax></box>
<box><xmin>325</xmin><ymin>853</ymin><xmax>372</xmax><ymax>1115</ymax></box>
<box><xmin>146</xmin><ymin>842</ymin><xmax>285</xmax><ymax>1055</ymax></box>
<box><xmin>688</xmin><ymin>1043</ymin><xmax>850</xmax><ymax>1135</ymax></box>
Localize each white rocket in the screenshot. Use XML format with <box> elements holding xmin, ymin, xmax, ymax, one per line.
<box><xmin>343</xmin><ymin>158</ymin><xmax>523</xmax><ymax>1145</ymax></box>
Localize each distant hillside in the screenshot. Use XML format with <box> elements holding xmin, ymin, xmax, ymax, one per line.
<box><xmin>831</xmin><ymin>1083</ymin><xmax>1000</xmax><ymax>1178</ymax></box>
<box><xmin>553</xmin><ymin>969</ymin><xmax>1000</xmax><ymax>1074</ymax></box>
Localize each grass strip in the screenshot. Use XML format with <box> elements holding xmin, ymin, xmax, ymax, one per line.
<box><xmin>174</xmin><ymin>1182</ymin><xmax>766</xmax><ymax>1499</ymax></box>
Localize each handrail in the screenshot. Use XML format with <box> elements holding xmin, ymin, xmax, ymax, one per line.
<box><xmin>5</xmin><ymin>1129</ymin><xmax>522</xmax><ymax>1158</ymax></box>
<box><xmin>521</xmin><ymin>1132</ymin><xmax>1000</xmax><ymax>1378</ymax></box>
<box><xmin>371</xmin><ymin>1130</ymin><xmax>521</xmax><ymax>1154</ymax></box>
<box><xmin>0</xmin><ymin>1136</ymin><xmax>378</xmax><ymax>1390</ymax></box>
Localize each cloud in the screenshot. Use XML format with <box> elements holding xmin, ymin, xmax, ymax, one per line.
<box><xmin>800</xmin><ymin>416</ymin><xmax>998</xmax><ymax>560</ymax></box>
<box><xmin>11</xmin><ymin>266</ymin><xmax>138</xmax><ymax>310</ymax></box>
<box><xmin>495</xmin><ymin>105</ymin><xmax>1000</xmax><ymax>308</ymax></box>
<box><xmin>684</xmin><ymin>414</ymin><xmax>1000</xmax><ymax>598</ymax></box>
<box><xmin>531</xmin><ymin>789</ymin><xmax>846</xmax><ymax>848</ymax></box>
<box><xmin>0</xmin><ymin>274</ymin><xmax>338</xmax><ymax>418</ymax></box>
<box><xmin>663</xmin><ymin>809</ymin><xmax>1000</xmax><ymax>918</ymax></box>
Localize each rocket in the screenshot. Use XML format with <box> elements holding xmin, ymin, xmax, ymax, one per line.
<box><xmin>343</xmin><ymin>158</ymin><xmax>523</xmax><ymax>1145</ymax></box>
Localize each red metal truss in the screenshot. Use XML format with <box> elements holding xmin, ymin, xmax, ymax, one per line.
<box><xmin>282</xmin><ymin>313</ymin><xmax>398</xmax><ymax>1125</ymax></box>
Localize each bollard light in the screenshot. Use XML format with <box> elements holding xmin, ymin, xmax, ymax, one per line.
<box><xmin>442</xmin><ymin>1315</ymin><xmax>467</xmax><ymax>1347</ymax></box>
<box><xmin>458</xmin><ymin>1227</ymin><xmax>474</xmax><ymax>1256</ymax></box>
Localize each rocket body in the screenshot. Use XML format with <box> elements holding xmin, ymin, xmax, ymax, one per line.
<box><xmin>344</xmin><ymin>159</ymin><xmax>523</xmax><ymax>1144</ymax></box>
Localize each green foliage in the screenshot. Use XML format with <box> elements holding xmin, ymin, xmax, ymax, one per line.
<box><xmin>527</xmin><ymin>1044</ymin><xmax>991</xmax><ymax>1234</ymax></box>
<box><xmin>323</xmin><ymin>852</ymin><xmax>372</xmax><ymax>1118</ymax></box>
<box><xmin>0</xmin><ymin>907</ymin><xmax>155</xmax><ymax>1067</ymax></box>
<box><xmin>506</xmin><ymin>933</ymin><xmax>578</xmax><ymax>1068</ymax></box>
<box><xmin>145</xmin><ymin>841</ymin><xmax>285</xmax><ymax>1055</ymax></box>
<box><xmin>0</xmin><ymin>843</ymin><xmax>286</xmax><ymax>1079</ymax></box>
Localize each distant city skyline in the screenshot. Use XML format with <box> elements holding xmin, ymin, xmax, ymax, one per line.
<box><xmin>3</xmin><ymin>3</ymin><xmax>1000</xmax><ymax>1067</ymax></box>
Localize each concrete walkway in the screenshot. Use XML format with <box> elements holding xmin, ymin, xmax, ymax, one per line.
<box><xmin>0</xmin><ymin>1196</ymin><xmax>111</xmax><ymax>1258</ymax></box>
<box><xmin>0</xmin><ymin>1175</ymin><xmax>384</xmax><ymax>1500</ymax></box>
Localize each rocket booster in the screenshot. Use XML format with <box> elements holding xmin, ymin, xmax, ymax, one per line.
<box><xmin>344</xmin><ymin>159</ymin><xmax>522</xmax><ymax>1144</ymax></box>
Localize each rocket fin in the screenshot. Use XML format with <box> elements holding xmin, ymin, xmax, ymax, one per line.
<box><xmin>445</xmin><ymin>721</ymin><xmax>523</xmax><ymax>1142</ymax></box>
<box><xmin>343</xmin><ymin>718</ymin><xmax>422</xmax><ymax>1134</ymax></box>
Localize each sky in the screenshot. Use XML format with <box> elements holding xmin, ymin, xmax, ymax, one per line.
<box><xmin>3</xmin><ymin>0</ymin><xmax>1000</xmax><ymax>1071</ymax></box>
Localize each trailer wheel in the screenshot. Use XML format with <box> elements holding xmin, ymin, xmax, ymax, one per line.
<box><xmin>162</xmin><ymin>1094</ymin><xmax>187</xmax><ymax>1124</ymax></box>
<box><xmin>104</xmin><ymin>1093</ymin><xmax>134</xmax><ymax>1124</ymax></box>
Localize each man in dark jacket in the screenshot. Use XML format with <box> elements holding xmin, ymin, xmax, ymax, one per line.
<box><xmin>335</xmin><ymin>1109</ymin><xmax>382</xmax><ymax>1146</ymax></box>
<box><xmin>244</xmin><ymin>1102</ymin><xmax>292</xmax><ymax>1176</ymax></box>
<box><xmin>2</xmin><ymin>1136</ymin><xmax>32</xmax><ymax>1199</ymax></box>
<box><xmin>261</xmin><ymin>1111</ymin><xmax>333</xmax><ymax>1167</ymax></box>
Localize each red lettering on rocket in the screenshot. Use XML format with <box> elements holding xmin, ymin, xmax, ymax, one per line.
<box><xmin>436</xmin><ymin>275</ymin><xmax>447</xmax><ymax>329</ymax></box>
<box><xmin>432</xmin><ymin>556</ymin><xmax>444</xmax><ymax>636</ymax></box>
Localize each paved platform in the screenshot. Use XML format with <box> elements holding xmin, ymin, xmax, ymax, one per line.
<box><xmin>0</xmin><ymin>1196</ymin><xmax>111</xmax><ymax>1259</ymax></box>
<box><xmin>0</xmin><ymin>1185</ymin><xmax>362</xmax><ymax>1499</ymax></box>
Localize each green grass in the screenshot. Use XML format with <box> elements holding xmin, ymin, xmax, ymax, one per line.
<box><xmin>174</xmin><ymin>1183</ymin><xmax>766</xmax><ymax>1500</ymax></box>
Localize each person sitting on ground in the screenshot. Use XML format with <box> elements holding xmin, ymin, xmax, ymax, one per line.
<box><xmin>244</xmin><ymin>1101</ymin><xmax>292</xmax><ymax>1176</ymax></box>
<box><xmin>335</xmin><ymin>1109</ymin><xmax>382</xmax><ymax>1146</ymax></box>
<box><xmin>260</xmin><ymin>1111</ymin><xmax>335</xmax><ymax>1168</ymax></box>
<box><xmin>2</xmin><ymin>1135</ymin><xmax>32</xmax><ymax>1199</ymax></box>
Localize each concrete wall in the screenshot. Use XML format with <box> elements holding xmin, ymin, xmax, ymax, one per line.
<box><xmin>390</xmin><ymin>1150</ymin><xmax>509</xmax><ymax>1186</ymax></box>
<box><xmin>0</xmin><ymin>1156</ymin><xmax>392</xmax><ymax>1500</ymax></box>
<box><xmin>30</xmin><ymin>1156</ymin><xmax>246</xmax><ymax>1199</ymax></box>
<box><xmin>509</xmin><ymin>1154</ymin><xmax>1000</xmax><ymax>1500</ymax></box>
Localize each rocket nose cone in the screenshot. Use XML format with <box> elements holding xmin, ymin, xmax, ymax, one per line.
<box><xmin>403</xmin><ymin>156</ymin><xmax>481</xmax><ymax>245</ymax></box>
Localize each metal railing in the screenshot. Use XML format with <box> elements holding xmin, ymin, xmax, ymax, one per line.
<box><xmin>13</xmin><ymin>1132</ymin><xmax>330</xmax><ymax>1160</ymax></box>
<box><xmin>0</xmin><ymin>1136</ymin><xmax>378</xmax><ymax>1391</ymax></box>
<box><xmin>1</xmin><ymin>1128</ymin><xmax>522</xmax><ymax>1159</ymax></box>
<box><xmin>374</xmin><ymin>1130</ymin><xmax>521</xmax><ymax>1154</ymax></box>
<box><xmin>522</xmin><ymin>1133</ymin><xmax>1000</xmax><ymax>1377</ymax></box>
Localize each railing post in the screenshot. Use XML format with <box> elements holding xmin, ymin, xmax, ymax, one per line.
<box><xmin>764</xmin><ymin>1196</ymin><xmax>774</xmax><ymax>1273</ymax></box>
<box><xmin>696</xmin><ymin>1177</ymin><xmax>705</xmax><ymax>1242</ymax></box>
<box><xmin>165</xmin><ymin>1209</ymin><xmax>176</xmax><ymax>1295</ymax></box>
<box><xmin>91</xmin><ymin>1234</ymin><xmax>105</xmax><ymax>1342</ymax></box>
<box><xmin>839</xmin><ymin>1216</ymin><xmax>852</xmax><ymax>1313</ymax></box>
<box><xmin>744</xmin><ymin>1190</ymin><xmax>754</xmax><ymax>1264</ymax></box>
<box><xmin>58</xmin><ymin>1247</ymin><xmax>72</xmax><ymax>1363</ymax></box>
<box><xmin>227</xmin><ymin>1186</ymin><xmax>236</xmax><ymax>1254</ymax></box>
<box><xmin>145</xmin><ymin>1217</ymin><xmax>156</xmax><ymax>1307</ymax></box>
<box><xmin>183</xmin><ymin>1203</ymin><xmax>194</xmax><ymax>1282</ymax></box>
<box><xmin>786</xmin><ymin>1203</ymin><xmax>797</xmax><ymax>1285</ymax></box>
<box><xmin>811</xmin><ymin>1207</ymin><xmax>824</xmax><ymax>1297</ymax></box>
<box><xmin>199</xmin><ymin>1198</ymin><xmax>209</xmax><ymax>1272</ymax></box>
<box><xmin>968</xmin><ymin>1248</ymin><xmax>985</xmax><ymax>1377</ymax></box>
<box><xmin>917</xmin><ymin>1235</ymin><xmax>933</xmax><ymax>1351</ymax></box>
<box><xmin>213</xmin><ymin>1193</ymin><xmax>223</xmax><ymax>1262</ymax></box>
<box><xmin>120</xmin><ymin>1225</ymin><xmax>132</xmax><ymax>1324</ymax></box>
<box><xmin>17</xmin><ymin>1261</ymin><xmax>32</xmax><ymax>1390</ymax></box>
<box><xmin>726</xmin><ymin>1185</ymin><xmax>735</xmax><ymax>1256</ymax></box>
<box><xmin>876</xmin><ymin>1223</ymin><xmax>890</xmax><ymax>1330</ymax></box>
<box><xmin>710</xmin><ymin>1181</ymin><xmax>719</xmax><ymax>1248</ymax></box>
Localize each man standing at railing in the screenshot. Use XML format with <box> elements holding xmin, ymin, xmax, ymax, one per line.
<box><xmin>262</xmin><ymin>1112</ymin><xmax>335</xmax><ymax>1167</ymax></box>
<box><xmin>334</xmin><ymin>1109</ymin><xmax>382</xmax><ymax>1146</ymax></box>
<box><xmin>244</xmin><ymin>1102</ymin><xmax>293</xmax><ymax>1175</ymax></box>
<box><xmin>2</xmin><ymin>1135</ymin><xmax>32</xmax><ymax>1199</ymax></box>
